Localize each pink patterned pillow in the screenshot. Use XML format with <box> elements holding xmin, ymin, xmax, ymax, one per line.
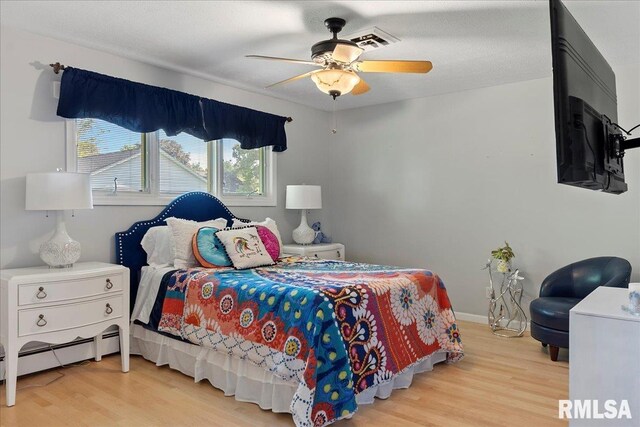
<box><xmin>256</xmin><ymin>225</ymin><xmax>280</xmax><ymax>261</ymax></box>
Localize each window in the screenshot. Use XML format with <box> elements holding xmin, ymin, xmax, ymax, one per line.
<box><xmin>221</xmin><ymin>139</ymin><xmax>263</xmax><ymax>196</ymax></box>
<box><xmin>75</xmin><ymin>119</ymin><xmax>146</xmax><ymax>193</ymax></box>
<box><xmin>67</xmin><ymin>119</ymin><xmax>276</xmax><ymax>206</ymax></box>
<box><xmin>158</xmin><ymin>130</ymin><xmax>209</xmax><ymax>194</ymax></box>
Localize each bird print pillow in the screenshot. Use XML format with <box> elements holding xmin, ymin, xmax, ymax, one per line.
<box><xmin>215</xmin><ymin>226</ymin><xmax>275</xmax><ymax>270</ymax></box>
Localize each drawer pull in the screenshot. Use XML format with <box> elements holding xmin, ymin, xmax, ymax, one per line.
<box><xmin>36</xmin><ymin>287</ymin><xmax>47</xmax><ymax>299</ymax></box>
<box><xmin>105</xmin><ymin>278</ymin><xmax>113</xmax><ymax>290</ymax></box>
<box><xmin>36</xmin><ymin>314</ymin><xmax>47</xmax><ymax>327</ymax></box>
<box><xmin>337</xmin><ymin>250</ymin><xmax>341</xmax><ymax>258</ymax></box>
<box><xmin>105</xmin><ymin>303</ymin><xmax>113</xmax><ymax>315</ymax></box>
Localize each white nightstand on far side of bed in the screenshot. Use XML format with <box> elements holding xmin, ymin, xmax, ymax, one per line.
<box><xmin>282</xmin><ymin>243</ymin><xmax>345</xmax><ymax>261</ymax></box>
<box><xmin>0</xmin><ymin>262</ymin><xmax>130</xmax><ymax>407</ymax></box>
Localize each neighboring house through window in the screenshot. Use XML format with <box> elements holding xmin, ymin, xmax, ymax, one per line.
<box><xmin>67</xmin><ymin>118</ymin><xmax>275</xmax><ymax>206</ymax></box>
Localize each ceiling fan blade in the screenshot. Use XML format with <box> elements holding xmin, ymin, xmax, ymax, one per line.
<box><xmin>331</xmin><ymin>44</ymin><xmax>364</xmax><ymax>64</ymax></box>
<box><xmin>355</xmin><ymin>60</ymin><xmax>433</xmax><ymax>74</ymax></box>
<box><xmin>246</xmin><ymin>55</ymin><xmax>320</xmax><ymax>66</ymax></box>
<box><xmin>265</xmin><ymin>70</ymin><xmax>321</xmax><ymax>89</ymax></box>
<box><xmin>351</xmin><ymin>78</ymin><xmax>370</xmax><ymax>95</ymax></box>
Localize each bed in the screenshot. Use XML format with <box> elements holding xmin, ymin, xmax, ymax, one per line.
<box><xmin>116</xmin><ymin>192</ymin><xmax>464</xmax><ymax>427</ymax></box>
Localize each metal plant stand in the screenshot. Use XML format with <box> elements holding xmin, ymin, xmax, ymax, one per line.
<box><xmin>484</xmin><ymin>260</ymin><xmax>527</xmax><ymax>337</ymax></box>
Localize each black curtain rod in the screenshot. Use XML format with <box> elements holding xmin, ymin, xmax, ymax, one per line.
<box><xmin>49</xmin><ymin>62</ymin><xmax>293</xmax><ymax>123</ymax></box>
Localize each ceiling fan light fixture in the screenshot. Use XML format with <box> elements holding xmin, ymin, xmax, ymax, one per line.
<box><xmin>248</xmin><ymin>16</ymin><xmax>432</xmax><ymax>99</ymax></box>
<box><xmin>310</xmin><ymin>69</ymin><xmax>361</xmax><ymax>97</ymax></box>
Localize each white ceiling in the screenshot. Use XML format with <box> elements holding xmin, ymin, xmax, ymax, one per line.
<box><xmin>1</xmin><ymin>1</ymin><xmax>638</xmax><ymax>111</ymax></box>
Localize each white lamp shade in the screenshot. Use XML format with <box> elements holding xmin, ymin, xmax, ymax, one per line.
<box><xmin>286</xmin><ymin>185</ymin><xmax>322</xmax><ymax>210</ymax></box>
<box><xmin>26</xmin><ymin>172</ymin><xmax>93</xmax><ymax>211</ymax></box>
<box><xmin>310</xmin><ymin>69</ymin><xmax>361</xmax><ymax>96</ymax></box>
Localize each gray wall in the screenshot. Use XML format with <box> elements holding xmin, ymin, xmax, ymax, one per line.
<box><xmin>0</xmin><ymin>26</ymin><xmax>331</xmax><ymax>269</ymax></box>
<box><xmin>326</xmin><ymin>68</ymin><xmax>640</xmax><ymax>316</ymax></box>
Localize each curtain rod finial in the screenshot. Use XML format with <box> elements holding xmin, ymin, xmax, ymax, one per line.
<box><xmin>286</xmin><ymin>117</ymin><xmax>293</xmax><ymax>122</ymax></box>
<box><xmin>50</xmin><ymin>62</ymin><xmax>66</xmax><ymax>74</ymax></box>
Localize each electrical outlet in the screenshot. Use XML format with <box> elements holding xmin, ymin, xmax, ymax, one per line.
<box><xmin>485</xmin><ymin>287</ymin><xmax>493</xmax><ymax>299</ymax></box>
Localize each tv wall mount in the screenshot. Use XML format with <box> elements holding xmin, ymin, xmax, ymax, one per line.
<box><xmin>611</xmin><ymin>125</ymin><xmax>640</xmax><ymax>158</ymax></box>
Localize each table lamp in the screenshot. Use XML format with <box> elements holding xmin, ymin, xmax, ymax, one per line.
<box><xmin>286</xmin><ymin>185</ymin><xmax>321</xmax><ymax>245</ymax></box>
<box><xmin>26</xmin><ymin>171</ymin><xmax>93</xmax><ymax>268</ymax></box>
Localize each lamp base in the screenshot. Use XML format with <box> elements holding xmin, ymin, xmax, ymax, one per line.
<box><xmin>40</xmin><ymin>211</ymin><xmax>81</xmax><ymax>268</ymax></box>
<box><xmin>292</xmin><ymin>209</ymin><xmax>315</xmax><ymax>245</ymax></box>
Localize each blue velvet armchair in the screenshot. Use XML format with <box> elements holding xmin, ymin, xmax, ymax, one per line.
<box><xmin>529</xmin><ymin>256</ymin><xmax>631</xmax><ymax>361</ymax></box>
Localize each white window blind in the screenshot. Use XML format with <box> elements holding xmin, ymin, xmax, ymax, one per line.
<box><xmin>158</xmin><ymin>130</ymin><xmax>209</xmax><ymax>194</ymax></box>
<box><xmin>75</xmin><ymin>118</ymin><xmax>145</xmax><ymax>192</ymax></box>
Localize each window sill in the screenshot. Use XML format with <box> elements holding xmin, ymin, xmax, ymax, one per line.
<box><xmin>219</xmin><ymin>195</ymin><xmax>276</xmax><ymax>207</ymax></box>
<box><xmin>92</xmin><ymin>192</ymin><xmax>276</xmax><ymax>207</ymax></box>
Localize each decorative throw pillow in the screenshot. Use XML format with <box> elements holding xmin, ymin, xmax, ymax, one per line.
<box><xmin>165</xmin><ymin>217</ymin><xmax>228</xmax><ymax>268</ymax></box>
<box><xmin>192</xmin><ymin>227</ymin><xmax>232</xmax><ymax>268</ymax></box>
<box><xmin>256</xmin><ymin>225</ymin><xmax>280</xmax><ymax>261</ymax></box>
<box><xmin>141</xmin><ymin>226</ymin><xmax>175</xmax><ymax>267</ymax></box>
<box><xmin>232</xmin><ymin>217</ymin><xmax>283</xmax><ymax>255</ymax></box>
<box><xmin>215</xmin><ymin>226</ymin><xmax>275</xmax><ymax>270</ymax></box>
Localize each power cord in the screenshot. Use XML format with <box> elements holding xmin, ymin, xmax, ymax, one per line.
<box><xmin>611</xmin><ymin>122</ymin><xmax>640</xmax><ymax>136</ymax></box>
<box><xmin>581</xmin><ymin>124</ymin><xmax>614</xmax><ymax>191</ymax></box>
<box><xmin>579</xmin><ymin>123</ymin><xmax>598</xmax><ymax>182</ymax></box>
<box><xmin>16</xmin><ymin>371</ymin><xmax>64</xmax><ymax>390</ymax></box>
<box><xmin>10</xmin><ymin>345</ymin><xmax>91</xmax><ymax>391</ymax></box>
<box><xmin>48</xmin><ymin>344</ymin><xmax>92</xmax><ymax>369</ymax></box>
<box><xmin>604</xmin><ymin>169</ymin><xmax>612</xmax><ymax>192</ymax></box>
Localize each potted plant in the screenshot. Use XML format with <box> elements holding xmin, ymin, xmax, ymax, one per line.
<box><xmin>491</xmin><ymin>241</ymin><xmax>515</xmax><ymax>273</ymax></box>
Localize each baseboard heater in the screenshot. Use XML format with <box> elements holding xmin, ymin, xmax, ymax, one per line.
<box><xmin>0</xmin><ymin>331</ymin><xmax>121</xmax><ymax>380</ymax></box>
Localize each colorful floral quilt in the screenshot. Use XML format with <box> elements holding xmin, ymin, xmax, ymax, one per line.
<box><xmin>158</xmin><ymin>258</ymin><xmax>463</xmax><ymax>426</ymax></box>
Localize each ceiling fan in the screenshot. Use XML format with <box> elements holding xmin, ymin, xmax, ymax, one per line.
<box><xmin>247</xmin><ymin>17</ymin><xmax>433</xmax><ymax>99</ymax></box>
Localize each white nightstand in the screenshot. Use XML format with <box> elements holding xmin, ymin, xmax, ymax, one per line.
<box><xmin>282</xmin><ymin>243</ymin><xmax>345</xmax><ymax>261</ymax></box>
<box><xmin>0</xmin><ymin>262</ymin><xmax>130</xmax><ymax>407</ymax></box>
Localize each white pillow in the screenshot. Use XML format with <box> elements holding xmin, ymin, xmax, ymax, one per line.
<box><xmin>140</xmin><ymin>226</ymin><xmax>175</xmax><ymax>267</ymax></box>
<box><xmin>166</xmin><ymin>217</ymin><xmax>228</xmax><ymax>268</ymax></box>
<box><xmin>215</xmin><ymin>226</ymin><xmax>275</xmax><ymax>270</ymax></box>
<box><xmin>232</xmin><ymin>217</ymin><xmax>283</xmax><ymax>254</ymax></box>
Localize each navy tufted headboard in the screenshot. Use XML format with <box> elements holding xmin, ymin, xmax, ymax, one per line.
<box><xmin>115</xmin><ymin>191</ymin><xmax>248</xmax><ymax>312</ymax></box>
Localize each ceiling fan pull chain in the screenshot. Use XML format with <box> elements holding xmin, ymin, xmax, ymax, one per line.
<box><xmin>332</xmin><ymin>98</ymin><xmax>338</xmax><ymax>134</ymax></box>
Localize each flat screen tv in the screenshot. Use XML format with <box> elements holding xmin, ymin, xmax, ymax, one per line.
<box><xmin>550</xmin><ymin>0</ymin><xmax>639</xmax><ymax>194</ymax></box>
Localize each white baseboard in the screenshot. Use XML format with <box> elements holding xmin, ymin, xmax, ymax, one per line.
<box><xmin>0</xmin><ymin>334</ymin><xmax>120</xmax><ymax>380</ymax></box>
<box><xmin>456</xmin><ymin>311</ymin><xmax>531</xmax><ymax>332</ymax></box>
<box><xmin>455</xmin><ymin>312</ymin><xmax>487</xmax><ymax>324</ymax></box>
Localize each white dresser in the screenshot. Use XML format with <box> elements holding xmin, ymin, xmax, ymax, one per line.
<box><xmin>569</xmin><ymin>287</ymin><xmax>639</xmax><ymax>426</ymax></box>
<box><xmin>282</xmin><ymin>243</ymin><xmax>345</xmax><ymax>261</ymax></box>
<box><xmin>0</xmin><ymin>262</ymin><xmax>130</xmax><ymax>407</ymax></box>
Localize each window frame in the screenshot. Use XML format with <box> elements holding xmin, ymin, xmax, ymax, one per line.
<box><xmin>66</xmin><ymin>120</ymin><xmax>277</xmax><ymax>207</ymax></box>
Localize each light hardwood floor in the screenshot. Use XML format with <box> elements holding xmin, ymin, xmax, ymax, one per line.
<box><xmin>0</xmin><ymin>321</ymin><xmax>568</xmax><ymax>426</ymax></box>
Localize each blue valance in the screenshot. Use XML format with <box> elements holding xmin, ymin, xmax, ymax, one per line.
<box><xmin>56</xmin><ymin>67</ymin><xmax>288</xmax><ymax>152</ymax></box>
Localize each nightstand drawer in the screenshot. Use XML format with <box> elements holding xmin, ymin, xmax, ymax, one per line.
<box><xmin>18</xmin><ymin>273</ymin><xmax>123</xmax><ymax>306</ymax></box>
<box><xmin>282</xmin><ymin>243</ymin><xmax>345</xmax><ymax>261</ymax></box>
<box><xmin>309</xmin><ymin>249</ymin><xmax>342</xmax><ymax>260</ymax></box>
<box><xmin>18</xmin><ymin>295</ymin><xmax>123</xmax><ymax>337</ymax></box>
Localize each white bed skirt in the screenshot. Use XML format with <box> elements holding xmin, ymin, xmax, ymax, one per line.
<box><xmin>130</xmin><ymin>323</ymin><xmax>446</xmax><ymax>414</ymax></box>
